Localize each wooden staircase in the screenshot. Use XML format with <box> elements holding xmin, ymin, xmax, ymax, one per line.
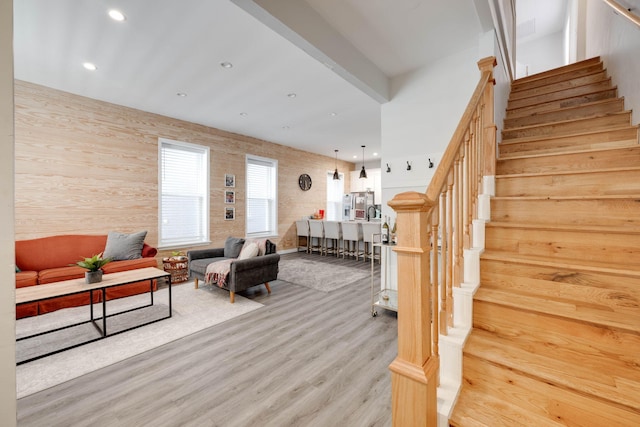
<box><xmin>449</xmin><ymin>57</ymin><xmax>640</xmax><ymax>426</ymax></box>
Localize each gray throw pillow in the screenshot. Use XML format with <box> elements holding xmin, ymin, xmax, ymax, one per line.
<box><xmin>103</xmin><ymin>230</ymin><xmax>147</xmax><ymax>261</ymax></box>
<box><xmin>224</xmin><ymin>237</ymin><xmax>245</xmax><ymax>258</ymax></box>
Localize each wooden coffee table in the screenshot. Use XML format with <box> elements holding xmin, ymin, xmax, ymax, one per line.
<box><xmin>16</xmin><ymin>267</ymin><xmax>171</xmax><ymax>365</ymax></box>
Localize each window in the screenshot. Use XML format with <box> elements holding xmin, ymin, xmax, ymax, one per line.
<box><xmin>158</xmin><ymin>138</ymin><xmax>209</xmax><ymax>248</ymax></box>
<box><xmin>246</xmin><ymin>155</ymin><xmax>278</xmax><ymax>237</ymax></box>
<box><xmin>326</xmin><ymin>171</ymin><xmax>344</xmax><ymax>221</ymax></box>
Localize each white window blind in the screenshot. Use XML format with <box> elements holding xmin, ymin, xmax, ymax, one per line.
<box><xmin>326</xmin><ymin>171</ymin><xmax>344</xmax><ymax>221</ymax></box>
<box><xmin>159</xmin><ymin>138</ymin><xmax>209</xmax><ymax>247</ymax></box>
<box><xmin>246</xmin><ymin>155</ymin><xmax>277</xmax><ymax>237</ymax></box>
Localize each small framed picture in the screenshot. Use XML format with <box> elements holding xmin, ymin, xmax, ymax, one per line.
<box><xmin>225</xmin><ymin>190</ymin><xmax>235</xmax><ymax>204</ymax></box>
<box><xmin>225</xmin><ymin>174</ymin><xmax>235</xmax><ymax>188</ymax></box>
<box><xmin>225</xmin><ymin>207</ymin><xmax>235</xmax><ymax>220</ymax></box>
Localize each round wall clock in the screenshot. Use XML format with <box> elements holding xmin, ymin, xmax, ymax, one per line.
<box><xmin>298</xmin><ymin>173</ymin><xmax>312</xmax><ymax>191</ymax></box>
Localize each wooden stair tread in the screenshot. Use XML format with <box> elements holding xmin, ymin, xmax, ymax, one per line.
<box><xmin>497</xmin><ymin>144</ymin><xmax>640</xmax><ymax>162</ymax></box>
<box><xmin>464</xmin><ymin>329</ymin><xmax>640</xmax><ymax>412</ymax></box>
<box><xmin>475</xmin><ymin>285</ymin><xmax>640</xmax><ymax>334</ymax></box>
<box><xmin>510</xmin><ymin>65</ymin><xmax>606</xmax><ymax>95</ymax></box>
<box><xmin>496</xmin><ymin>165</ymin><xmax>640</xmax><ymax>179</ymax></box>
<box><xmin>507</xmin><ymin>79</ymin><xmax>614</xmax><ymax>110</ymax></box>
<box><xmin>481</xmin><ymin>250</ymin><xmax>640</xmax><ymax>277</ymax></box>
<box><xmin>486</xmin><ymin>220</ymin><xmax>640</xmax><ymax>234</ymax></box>
<box><xmin>509</xmin><ymin>74</ymin><xmax>611</xmax><ymax>101</ymax></box>
<box><xmin>512</xmin><ymin>57</ymin><xmax>602</xmax><ymax>86</ymax></box>
<box><xmin>503</xmin><ymin>98</ymin><xmax>624</xmax><ymax>129</ymax></box>
<box><xmin>451</xmin><ymin>355</ymin><xmax>640</xmax><ymax>426</ymax></box>
<box><xmin>491</xmin><ymin>194</ymin><xmax>640</xmax><ymax>201</ymax></box>
<box><xmin>499</xmin><ymin>124</ymin><xmax>637</xmax><ymax>146</ymax></box>
<box><xmin>503</xmin><ymin>110</ymin><xmax>630</xmax><ymax>133</ymax></box>
<box><xmin>506</xmin><ymin>88</ymin><xmax>618</xmax><ymax>119</ymax></box>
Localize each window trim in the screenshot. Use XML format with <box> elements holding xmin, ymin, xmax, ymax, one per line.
<box><xmin>158</xmin><ymin>137</ymin><xmax>210</xmax><ymax>249</ymax></box>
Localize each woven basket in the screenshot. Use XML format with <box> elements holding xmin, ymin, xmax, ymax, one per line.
<box><xmin>162</xmin><ymin>258</ymin><xmax>189</xmax><ymax>283</ymax></box>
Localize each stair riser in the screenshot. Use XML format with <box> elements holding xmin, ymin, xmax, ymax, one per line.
<box><xmin>497</xmin><ymin>146</ymin><xmax>640</xmax><ymax>175</ymax></box>
<box><xmin>510</xmin><ymin>63</ymin><xmax>604</xmax><ymax>94</ymax></box>
<box><xmin>506</xmin><ymin>89</ymin><xmax>618</xmax><ymax>119</ymax></box>
<box><xmin>503</xmin><ymin>112</ymin><xmax>630</xmax><ymax>140</ymax></box>
<box><xmin>499</xmin><ymin>128</ymin><xmax>638</xmax><ymax>158</ymax></box>
<box><xmin>508</xmin><ymin>79</ymin><xmax>612</xmax><ymax>110</ymax></box>
<box><xmin>504</xmin><ymin>98</ymin><xmax>624</xmax><ymax>129</ymax></box>
<box><xmin>454</xmin><ymin>354</ymin><xmax>640</xmax><ymax>427</ymax></box>
<box><xmin>495</xmin><ymin>169</ymin><xmax>640</xmax><ymax>197</ymax></box>
<box><xmin>509</xmin><ymin>71</ymin><xmax>609</xmax><ymax>101</ymax></box>
<box><xmin>490</xmin><ymin>197</ymin><xmax>640</xmax><ymax>228</ymax></box>
<box><xmin>512</xmin><ymin>57</ymin><xmax>602</xmax><ymax>87</ymax></box>
<box><xmin>484</xmin><ymin>226</ymin><xmax>640</xmax><ymax>264</ymax></box>
<box><xmin>470</xmin><ymin>303</ymin><xmax>640</xmax><ymax>412</ymax></box>
<box><xmin>479</xmin><ymin>259</ymin><xmax>640</xmax><ymax>331</ymax></box>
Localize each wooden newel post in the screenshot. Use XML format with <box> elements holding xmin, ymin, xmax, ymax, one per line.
<box><xmin>388</xmin><ymin>191</ymin><xmax>438</xmax><ymax>427</ymax></box>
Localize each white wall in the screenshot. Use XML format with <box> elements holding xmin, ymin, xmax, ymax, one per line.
<box><xmin>586</xmin><ymin>0</ymin><xmax>640</xmax><ymax>124</ymax></box>
<box><xmin>516</xmin><ymin>30</ymin><xmax>565</xmax><ymax>77</ymax></box>
<box><xmin>380</xmin><ymin>45</ymin><xmax>480</xmax><ymax>216</ymax></box>
<box><xmin>0</xmin><ymin>0</ymin><xmax>17</xmax><ymax>423</ymax></box>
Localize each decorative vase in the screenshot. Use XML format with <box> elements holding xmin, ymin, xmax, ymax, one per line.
<box><xmin>85</xmin><ymin>270</ymin><xmax>103</xmax><ymax>284</ymax></box>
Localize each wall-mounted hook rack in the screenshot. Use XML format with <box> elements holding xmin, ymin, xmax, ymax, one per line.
<box><xmin>386</xmin><ymin>163</ymin><xmax>391</xmax><ymax>173</ymax></box>
<box><xmin>428</xmin><ymin>158</ymin><xmax>434</xmax><ymax>168</ymax></box>
<box><xmin>406</xmin><ymin>161</ymin><xmax>411</xmax><ymax>171</ymax></box>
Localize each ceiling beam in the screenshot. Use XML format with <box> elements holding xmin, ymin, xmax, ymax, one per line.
<box><xmin>231</xmin><ymin>0</ymin><xmax>390</xmax><ymax>103</ymax></box>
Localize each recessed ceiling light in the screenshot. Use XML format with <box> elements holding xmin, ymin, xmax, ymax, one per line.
<box><xmin>220</xmin><ymin>62</ymin><xmax>233</xmax><ymax>69</ymax></box>
<box><xmin>373</xmin><ymin>152</ymin><xmax>379</xmax><ymax>156</ymax></box>
<box><xmin>83</xmin><ymin>62</ymin><xmax>97</xmax><ymax>71</ymax></box>
<box><xmin>176</xmin><ymin>92</ymin><xmax>187</xmax><ymax>97</ymax></box>
<box><xmin>353</xmin><ymin>155</ymin><xmax>358</xmax><ymax>159</ymax></box>
<box><xmin>329</xmin><ymin>112</ymin><xmax>337</xmax><ymax>117</ymax></box>
<box><xmin>287</xmin><ymin>93</ymin><xmax>297</xmax><ymax>98</ymax></box>
<box><xmin>108</xmin><ymin>9</ymin><xmax>126</xmax><ymax>21</ymax></box>
<box><xmin>240</xmin><ymin>112</ymin><xmax>248</xmax><ymax>117</ymax></box>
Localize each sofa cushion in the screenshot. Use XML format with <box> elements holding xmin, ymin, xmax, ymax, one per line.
<box><xmin>16</xmin><ymin>271</ymin><xmax>38</xmax><ymax>288</ymax></box>
<box><xmin>224</xmin><ymin>237</ymin><xmax>245</xmax><ymax>258</ymax></box>
<box><xmin>103</xmin><ymin>230</ymin><xmax>147</xmax><ymax>261</ymax></box>
<box><xmin>16</xmin><ymin>235</ymin><xmax>109</xmax><ymax>272</ymax></box>
<box><xmin>38</xmin><ymin>266</ymin><xmax>86</xmax><ymax>284</ymax></box>
<box><xmin>190</xmin><ymin>257</ymin><xmax>232</xmax><ymax>276</ymax></box>
<box><xmin>238</xmin><ymin>242</ymin><xmax>259</xmax><ymax>260</ymax></box>
<box><xmin>102</xmin><ymin>258</ymin><xmax>158</xmax><ymax>274</ymax></box>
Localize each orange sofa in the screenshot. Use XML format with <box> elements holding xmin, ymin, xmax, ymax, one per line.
<box><xmin>15</xmin><ymin>234</ymin><xmax>159</xmax><ymax>319</ymax></box>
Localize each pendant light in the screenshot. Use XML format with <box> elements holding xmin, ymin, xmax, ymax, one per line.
<box><xmin>359</xmin><ymin>145</ymin><xmax>367</xmax><ymax>179</ymax></box>
<box><xmin>333</xmin><ymin>149</ymin><xmax>340</xmax><ymax>180</ymax></box>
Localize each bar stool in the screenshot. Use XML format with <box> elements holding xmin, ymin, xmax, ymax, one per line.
<box><xmin>308</xmin><ymin>220</ymin><xmax>325</xmax><ymax>255</ymax></box>
<box><xmin>323</xmin><ymin>221</ymin><xmax>343</xmax><ymax>257</ymax></box>
<box><xmin>342</xmin><ymin>222</ymin><xmax>363</xmax><ymax>260</ymax></box>
<box><xmin>295</xmin><ymin>219</ymin><xmax>310</xmax><ymax>253</ymax></box>
<box><xmin>361</xmin><ymin>222</ymin><xmax>382</xmax><ymax>263</ymax></box>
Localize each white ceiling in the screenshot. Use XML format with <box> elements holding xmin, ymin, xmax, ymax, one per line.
<box><xmin>12</xmin><ymin>0</ymin><xmax>566</xmax><ymax>163</ymax></box>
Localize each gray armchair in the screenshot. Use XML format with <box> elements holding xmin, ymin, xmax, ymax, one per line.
<box><xmin>187</xmin><ymin>237</ymin><xmax>280</xmax><ymax>303</ymax></box>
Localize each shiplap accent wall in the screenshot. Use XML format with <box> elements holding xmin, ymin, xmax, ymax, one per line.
<box><xmin>14</xmin><ymin>80</ymin><xmax>354</xmax><ymax>258</ymax></box>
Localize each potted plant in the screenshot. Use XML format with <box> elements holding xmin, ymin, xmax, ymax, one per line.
<box><xmin>164</xmin><ymin>250</ymin><xmax>187</xmax><ymax>262</ymax></box>
<box><xmin>75</xmin><ymin>253</ymin><xmax>112</xmax><ymax>284</ymax></box>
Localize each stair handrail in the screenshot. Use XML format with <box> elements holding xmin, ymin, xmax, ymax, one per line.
<box><xmin>387</xmin><ymin>56</ymin><xmax>497</xmax><ymax>426</ymax></box>
<box><xmin>601</xmin><ymin>0</ymin><xmax>640</xmax><ymax>28</ymax></box>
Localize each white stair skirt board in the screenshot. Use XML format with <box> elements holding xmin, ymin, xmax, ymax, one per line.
<box><xmin>478</xmin><ymin>193</ymin><xmax>491</xmax><ymax>222</ymax></box>
<box><xmin>472</xmin><ymin>219</ymin><xmax>486</xmax><ymax>250</ymax></box>
<box><xmin>437</xmin><ymin>326</ymin><xmax>469</xmax><ymax>427</ymax></box>
<box><xmin>463</xmin><ymin>248</ymin><xmax>481</xmax><ymax>287</ymax></box>
<box><xmin>482</xmin><ymin>175</ymin><xmax>495</xmax><ymax>197</ymax></box>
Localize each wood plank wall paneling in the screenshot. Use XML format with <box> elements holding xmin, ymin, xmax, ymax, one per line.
<box><xmin>14</xmin><ymin>80</ymin><xmax>354</xmax><ymax>258</ymax></box>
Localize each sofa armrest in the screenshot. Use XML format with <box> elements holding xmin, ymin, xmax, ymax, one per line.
<box><xmin>188</xmin><ymin>247</ymin><xmax>224</xmax><ymax>262</ymax></box>
<box><xmin>230</xmin><ymin>253</ymin><xmax>280</xmax><ymax>273</ymax></box>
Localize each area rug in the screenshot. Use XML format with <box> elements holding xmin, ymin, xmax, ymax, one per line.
<box><xmin>277</xmin><ymin>257</ymin><xmax>369</xmax><ymax>292</ymax></box>
<box><xmin>16</xmin><ymin>283</ymin><xmax>262</xmax><ymax>398</ymax></box>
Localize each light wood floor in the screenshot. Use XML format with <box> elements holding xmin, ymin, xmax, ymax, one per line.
<box><xmin>17</xmin><ymin>252</ymin><xmax>396</xmax><ymax>427</ymax></box>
